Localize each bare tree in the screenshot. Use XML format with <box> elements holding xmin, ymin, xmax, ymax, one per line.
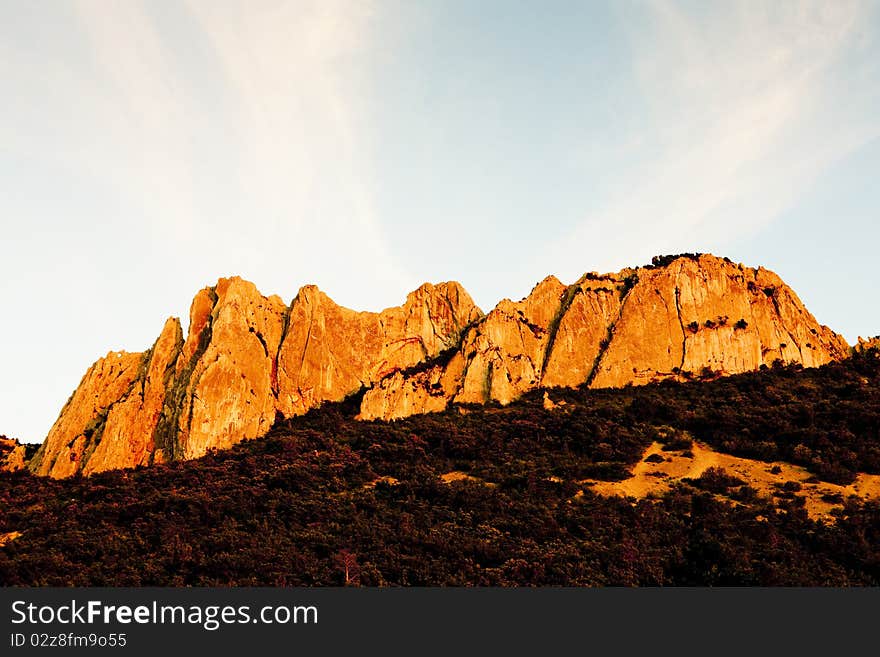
<box><xmin>334</xmin><ymin>549</ymin><xmax>360</xmax><ymax>586</ymax></box>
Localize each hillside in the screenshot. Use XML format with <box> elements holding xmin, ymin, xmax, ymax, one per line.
<box><xmin>3</xmin><ymin>350</ymin><xmax>880</xmax><ymax>586</ymax></box>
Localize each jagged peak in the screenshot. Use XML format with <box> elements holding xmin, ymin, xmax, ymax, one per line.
<box><xmin>288</xmin><ymin>280</ymin><xmax>477</xmax><ymax>315</ymax></box>
<box><xmin>180</xmin><ymin>286</ymin><xmax>218</xmax><ymax>361</ymax></box>
<box><xmin>528</xmin><ymin>274</ymin><xmax>564</xmax><ymax>294</ymax></box>
<box><xmin>292</xmin><ymin>283</ymin><xmax>332</xmax><ymax>305</ymax></box>
<box><xmin>481</xmin><ymin>276</ymin><xmax>566</xmax><ymax>320</ymax></box>
<box><xmin>212</xmin><ymin>277</ymin><xmax>287</xmax><ymax>310</ymax></box>
<box><xmin>410</xmin><ymin>280</ymin><xmax>454</xmax><ymax>295</ymax></box>
<box><xmin>566</xmin><ymin>254</ymin><xmax>737</xmax><ymax>290</ymax></box>
<box><xmin>185</xmin><ymin>256</ymin><xmax>782</xmax><ymax>328</ymax></box>
<box><xmin>158</xmin><ymin>316</ymin><xmax>183</xmax><ymax>337</ymax></box>
<box><xmin>406</xmin><ymin>281</ymin><xmax>449</xmax><ymax>304</ymax></box>
<box><xmin>405</xmin><ymin>280</ymin><xmax>476</xmax><ymax>308</ymax></box>
<box><xmin>856</xmin><ymin>336</ymin><xmax>880</xmax><ymax>353</ymax></box>
<box><xmin>491</xmin><ymin>298</ymin><xmax>519</xmax><ymax>316</ymax></box>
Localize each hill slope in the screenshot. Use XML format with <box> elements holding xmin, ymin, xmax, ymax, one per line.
<box><xmin>3</xmin><ymin>351</ymin><xmax>880</xmax><ymax>586</ymax></box>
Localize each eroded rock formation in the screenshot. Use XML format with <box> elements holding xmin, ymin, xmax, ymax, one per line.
<box><xmin>28</xmin><ymin>254</ymin><xmax>850</xmax><ymax>476</ymax></box>
<box><xmin>855</xmin><ymin>336</ymin><xmax>880</xmax><ymax>353</ymax></box>
<box><xmin>0</xmin><ymin>437</ymin><xmax>27</xmax><ymax>473</ymax></box>
<box><xmin>29</xmin><ymin>278</ymin><xmax>480</xmax><ymax>477</ymax></box>
<box><xmin>359</xmin><ymin>254</ymin><xmax>849</xmax><ymax>419</ymax></box>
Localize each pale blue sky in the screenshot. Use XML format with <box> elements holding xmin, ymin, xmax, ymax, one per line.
<box><xmin>2</xmin><ymin>0</ymin><xmax>879</xmax><ymax>443</ymax></box>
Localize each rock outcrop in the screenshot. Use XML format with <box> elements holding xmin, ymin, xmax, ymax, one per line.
<box><xmin>31</xmin><ymin>351</ymin><xmax>145</xmax><ymax>478</ymax></box>
<box><xmin>29</xmin><ymin>254</ymin><xmax>850</xmax><ymax>477</ymax></box>
<box><xmin>359</xmin><ymin>254</ymin><xmax>849</xmax><ymax>419</ymax></box>
<box><xmin>83</xmin><ymin>317</ymin><xmax>184</xmax><ymax>474</ymax></box>
<box><xmin>275</xmin><ymin>282</ymin><xmax>479</xmax><ymax>418</ymax></box>
<box><xmin>0</xmin><ymin>437</ymin><xmax>27</xmax><ymax>473</ymax></box>
<box><xmin>855</xmin><ymin>336</ymin><xmax>880</xmax><ymax>354</ymax></box>
<box><xmin>30</xmin><ymin>278</ymin><xmax>480</xmax><ymax>477</ymax></box>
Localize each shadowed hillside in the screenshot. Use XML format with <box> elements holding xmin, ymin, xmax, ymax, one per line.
<box><xmin>2</xmin><ymin>350</ymin><xmax>880</xmax><ymax>586</ymax></box>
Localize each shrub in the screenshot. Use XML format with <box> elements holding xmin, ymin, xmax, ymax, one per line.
<box><xmin>650</xmin><ymin>253</ymin><xmax>703</xmax><ymax>268</ymax></box>
<box><xmin>620</xmin><ymin>273</ymin><xmax>639</xmax><ymax>298</ymax></box>
<box><xmin>660</xmin><ymin>431</ymin><xmax>694</xmax><ymax>452</ymax></box>
<box><xmin>685</xmin><ymin>467</ymin><xmax>746</xmax><ymax>494</ymax></box>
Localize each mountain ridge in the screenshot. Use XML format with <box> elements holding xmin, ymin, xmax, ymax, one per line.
<box><xmin>359</xmin><ymin>253</ymin><xmax>849</xmax><ymax>418</ymax></box>
<box><xmin>25</xmin><ymin>253</ymin><xmax>850</xmax><ymax>477</ymax></box>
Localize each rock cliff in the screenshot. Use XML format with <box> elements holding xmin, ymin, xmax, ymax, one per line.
<box><xmin>359</xmin><ymin>254</ymin><xmax>849</xmax><ymax>419</ymax></box>
<box><xmin>28</xmin><ymin>254</ymin><xmax>850</xmax><ymax>476</ymax></box>
<box><xmin>29</xmin><ymin>278</ymin><xmax>480</xmax><ymax>477</ymax></box>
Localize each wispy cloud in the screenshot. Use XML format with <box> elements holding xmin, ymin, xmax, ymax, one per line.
<box><xmin>544</xmin><ymin>0</ymin><xmax>880</xmax><ymax>280</ymax></box>
<box><xmin>66</xmin><ymin>0</ymin><xmax>411</xmax><ymax>309</ymax></box>
<box><xmin>72</xmin><ymin>0</ymin><xmax>200</xmax><ymax>230</ymax></box>
<box><xmin>182</xmin><ymin>0</ymin><xmax>412</xmax><ymax>308</ymax></box>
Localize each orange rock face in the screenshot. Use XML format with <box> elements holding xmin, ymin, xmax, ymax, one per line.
<box><xmin>30</xmin><ymin>351</ymin><xmax>145</xmax><ymax>477</ymax></box>
<box><xmin>30</xmin><ymin>277</ymin><xmax>480</xmax><ymax>476</ymax></box>
<box><xmin>855</xmin><ymin>336</ymin><xmax>880</xmax><ymax>353</ymax></box>
<box><xmin>451</xmin><ymin>276</ymin><xmax>567</xmax><ymax>406</ymax></box>
<box><xmin>275</xmin><ymin>281</ymin><xmax>480</xmax><ymax>418</ymax></box>
<box><xmin>359</xmin><ymin>255</ymin><xmax>849</xmax><ymax>419</ymax></box>
<box><xmin>591</xmin><ymin>257</ymin><xmax>849</xmax><ymax>386</ymax></box>
<box><xmin>0</xmin><ymin>437</ymin><xmax>27</xmax><ymax>472</ymax></box>
<box><xmin>175</xmin><ymin>278</ymin><xmax>288</xmax><ymax>460</ymax></box>
<box><xmin>82</xmin><ymin>318</ymin><xmax>184</xmax><ymax>474</ymax></box>
<box><xmin>541</xmin><ymin>271</ymin><xmax>631</xmax><ymax>388</ymax></box>
<box><xmin>29</xmin><ymin>255</ymin><xmax>851</xmax><ymax>476</ymax></box>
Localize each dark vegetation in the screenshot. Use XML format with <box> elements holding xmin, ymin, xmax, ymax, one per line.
<box><xmin>683</xmin><ymin>467</ymin><xmax>745</xmax><ymax>494</ymax></box>
<box><xmin>619</xmin><ymin>272</ymin><xmax>639</xmax><ymax>298</ymax></box>
<box><xmin>648</xmin><ymin>253</ymin><xmax>704</xmax><ymax>268</ymax></box>
<box><xmin>2</xmin><ymin>351</ymin><xmax>880</xmax><ymax>586</ymax></box>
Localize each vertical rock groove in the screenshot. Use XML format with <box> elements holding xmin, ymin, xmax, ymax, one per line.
<box><xmin>585</xmin><ymin>276</ymin><xmax>638</xmax><ymax>388</ymax></box>
<box><xmin>539</xmin><ymin>283</ymin><xmax>581</xmax><ymax>382</ymax></box>
<box><xmin>151</xmin><ymin>287</ymin><xmax>218</xmax><ymax>462</ymax></box>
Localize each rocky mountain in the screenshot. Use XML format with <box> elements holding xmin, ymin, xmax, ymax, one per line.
<box><xmin>359</xmin><ymin>254</ymin><xmax>849</xmax><ymax>419</ymax></box>
<box><xmin>30</xmin><ymin>278</ymin><xmax>480</xmax><ymax>477</ymax></box>
<box><xmin>28</xmin><ymin>254</ymin><xmax>849</xmax><ymax>478</ymax></box>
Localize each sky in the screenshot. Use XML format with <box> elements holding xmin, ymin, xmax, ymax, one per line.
<box><xmin>2</xmin><ymin>0</ymin><xmax>879</xmax><ymax>443</ymax></box>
